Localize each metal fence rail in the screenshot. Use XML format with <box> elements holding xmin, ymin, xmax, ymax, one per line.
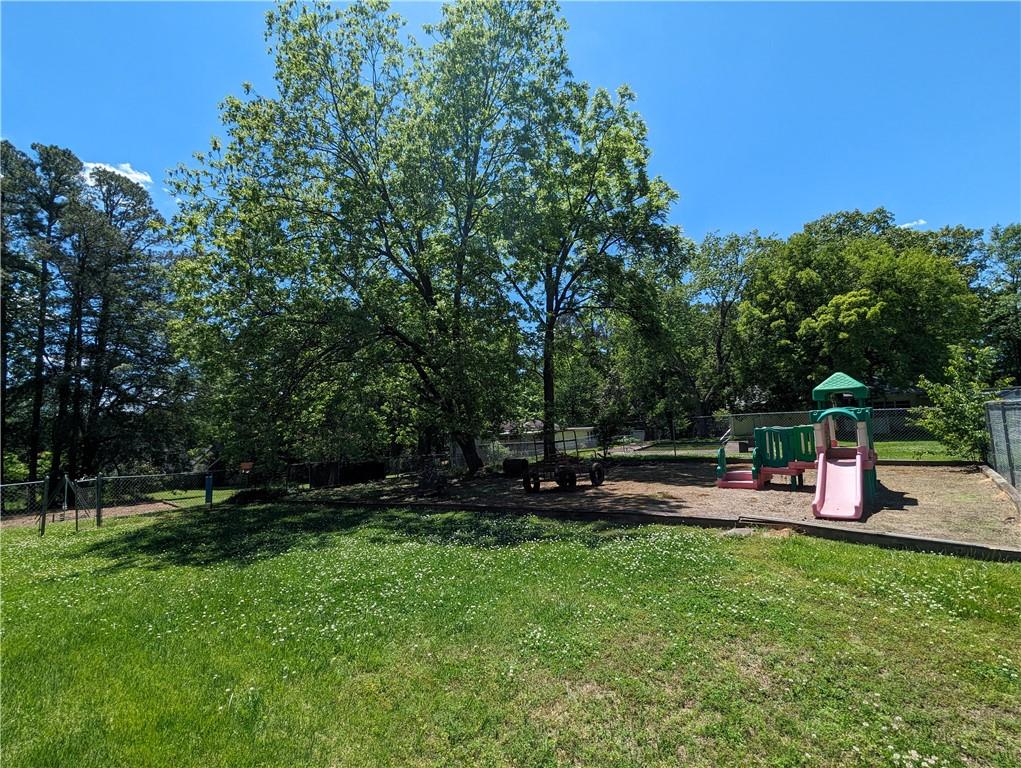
<box><xmin>450</xmin><ymin>429</ymin><xmax>653</xmax><ymax>470</ymax></box>
<box><xmin>0</xmin><ymin>480</ymin><xmax>48</xmax><ymax>528</ymax></box>
<box><xmin>450</xmin><ymin>433</ymin><xmax>597</xmax><ymax>470</ymax></box>
<box><xmin>986</xmin><ymin>400</ymin><xmax>1021</xmax><ymax>489</ymax></box>
<box><xmin>689</xmin><ymin>408</ymin><xmax>935</xmax><ymax>443</ymax></box>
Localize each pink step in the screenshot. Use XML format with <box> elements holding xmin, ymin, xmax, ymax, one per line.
<box><xmin>717</xmin><ymin>471</ymin><xmax>761</xmax><ymax>489</ymax></box>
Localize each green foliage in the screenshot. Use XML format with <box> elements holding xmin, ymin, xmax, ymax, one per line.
<box><xmin>738</xmin><ymin>209</ymin><xmax>980</xmax><ymax>406</ymax></box>
<box><xmin>171</xmin><ymin>0</ymin><xmax>578</xmax><ymax>470</ymax></box>
<box><xmin>911</xmin><ymin>345</ymin><xmax>1007</xmax><ymax>462</ymax></box>
<box><xmin>639</xmin><ymin>231</ymin><xmax>756</xmax><ymax>419</ymax></box>
<box><xmin>981</xmin><ymin>223</ymin><xmax>1021</xmax><ymax>381</ymax></box>
<box><xmin>171</xmin><ymin>0</ymin><xmax>680</xmax><ymax>467</ymax></box>
<box><xmin>592</xmin><ymin>368</ymin><xmax>631</xmax><ymax>455</ymax></box>
<box><xmin>1</xmin><ymin>140</ymin><xmax>193</xmax><ymax>477</ymax></box>
<box><xmin>2</xmin><ymin>451</ymin><xmax>30</xmax><ymax>482</ymax></box>
<box><xmin>504</xmin><ymin>70</ymin><xmax>681</xmax><ymax>457</ymax></box>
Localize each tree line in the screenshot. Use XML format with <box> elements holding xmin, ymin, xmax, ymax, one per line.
<box><xmin>3</xmin><ymin>0</ymin><xmax>1018</xmax><ymax>480</ymax></box>
<box><xmin>1</xmin><ymin>142</ymin><xmax>191</xmax><ymax>483</ymax></box>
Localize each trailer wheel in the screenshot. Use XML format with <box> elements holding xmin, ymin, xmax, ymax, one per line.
<box><xmin>523</xmin><ymin>472</ymin><xmax>540</xmax><ymax>493</ymax></box>
<box><xmin>589</xmin><ymin>463</ymin><xmax>605</xmax><ymax>487</ymax></box>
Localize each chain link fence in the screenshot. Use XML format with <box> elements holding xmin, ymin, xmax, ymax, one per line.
<box><xmin>0</xmin><ymin>480</ymin><xmax>48</xmax><ymax>524</ymax></box>
<box><xmin>449</xmin><ymin>428</ymin><xmax>652</xmax><ymax>471</ymax></box>
<box><xmin>656</xmin><ymin>407</ymin><xmax>943</xmax><ymax>460</ymax></box>
<box><xmin>986</xmin><ymin>400</ymin><xmax>1021</xmax><ymax>489</ymax></box>
<box><xmin>101</xmin><ymin>472</ymin><xmax>220</xmax><ymax>514</ymax></box>
<box><xmin>450</xmin><ymin>432</ymin><xmax>589</xmax><ymax>471</ymax></box>
<box><xmin>0</xmin><ymin>470</ymin><xmax>257</xmax><ymax>535</ymax></box>
<box><xmin>687</xmin><ymin>408</ymin><xmax>935</xmax><ymax>442</ymax></box>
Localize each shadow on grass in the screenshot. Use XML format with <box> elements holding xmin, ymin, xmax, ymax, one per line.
<box><xmin>81</xmin><ymin>501</ymin><xmax>649</xmax><ymax>571</ymax></box>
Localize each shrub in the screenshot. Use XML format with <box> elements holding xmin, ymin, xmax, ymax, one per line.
<box><xmin>3</xmin><ymin>452</ymin><xmax>30</xmax><ymax>482</ymax></box>
<box><xmin>911</xmin><ymin>345</ymin><xmax>1008</xmax><ymax>462</ymax></box>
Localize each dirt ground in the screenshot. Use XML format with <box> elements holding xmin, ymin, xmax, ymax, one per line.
<box><xmin>0</xmin><ymin>499</ymin><xmax>178</xmax><ymax>529</ymax></box>
<box><xmin>326</xmin><ymin>461</ymin><xmax>1021</xmax><ymax>548</ymax></box>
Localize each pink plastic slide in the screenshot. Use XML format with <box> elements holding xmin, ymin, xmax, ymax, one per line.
<box><xmin>812</xmin><ymin>449</ymin><xmax>864</xmax><ymax>520</ymax></box>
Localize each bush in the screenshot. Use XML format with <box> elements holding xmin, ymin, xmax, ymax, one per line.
<box><xmin>3</xmin><ymin>452</ymin><xmax>29</xmax><ymax>482</ymax></box>
<box><xmin>911</xmin><ymin>345</ymin><xmax>1008</xmax><ymax>462</ymax></box>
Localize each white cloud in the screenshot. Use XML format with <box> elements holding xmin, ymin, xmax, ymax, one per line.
<box><xmin>897</xmin><ymin>218</ymin><xmax>927</xmax><ymax>229</ymax></box>
<box><xmin>82</xmin><ymin>161</ymin><xmax>153</xmax><ymax>188</ymax></box>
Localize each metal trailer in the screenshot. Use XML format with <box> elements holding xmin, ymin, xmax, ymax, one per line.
<box><xmin>521</xmin><ymin>453</ymin><xmax>605</xmax><ymax>493</ymax></box>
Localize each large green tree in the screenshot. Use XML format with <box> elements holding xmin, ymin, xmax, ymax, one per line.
<box><xmin>1</xmin><ymin>142</ymin><xmax>83</xmax><ymax>481</ymax></box>
<box><xmin>506</xmin><ymin>83</ymin><xmax>679</xmax><ymax>460</ymax></box>
<box><xmin>2</xmin><ymin>141</ymin><xmax>192</xmax><ymax>480</ymax></box>
<box><xmin>173</xmin><ymin>0</ymin><xmax>568</xmax><ymax>472</ymax></box>
<box><xmin>737</xmin><ymin>209</ymin><xmax>980</xmax><ymax>406</ymax></box>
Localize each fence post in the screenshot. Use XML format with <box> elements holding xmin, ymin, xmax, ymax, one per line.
<box><xmin>39</xmin><ymin>477</ymin><xmax>51</xmax><ymax>536</ymax></box>
<box><xmin>1002</xmin><ymin>403</ymin><xmax>1016</xmax><ymax>488</ymax></box>
<box><xmin>65</xmin><ymin>474</ymin><xmax>78</xmax><ymax>532</ymax></box>
<box><xmin>985</xmin><ymin>403</ymin><xmax>994</xmax><ymax>467</ymax></box>
<box><xmin>96</xmin><ymin>474</ymin><xmax>104</xmax><ymax>527</ymax></box>
<box><xmin>205</xmin><ymin>473</ymin><xmax>213</xmax><ymax>509</ymax></box>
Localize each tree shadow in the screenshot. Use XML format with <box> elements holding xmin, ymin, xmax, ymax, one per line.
<box><xmin>875</xmin><ymin>481</ymin><xmax>919</xmax><ymax>512</ymax></box>
<box><xmin>328</xmin><ymin>466</ymin><xmax>710</xmax><ymax>517</ymax></box>
<box><xmin>80</xmin><ymin>501</ymin><xmax>650</xmax><ymax>572</ymax></box>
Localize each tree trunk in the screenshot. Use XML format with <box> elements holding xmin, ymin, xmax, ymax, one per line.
<box><xmin>542</xmin><ymin>310</ymin><xmax>557</xmax><ymax>463</ymax></box>
<box><xmin>49</xmin><ymin>279</ymin><xmax>84</xmax><ymax>480</ymax></box>
<box><xmin>27</xmin><ymin>259</ymin><xmax>48</xmax><ymax>481</ymax></box>
<box><xmin>82</xmin><ymin>296</ymin><xmax>111</xmax><ymax>474</ymax></box>
<box><xmin>67</xmin><ymin>303</ymin><xmax>86</xmax><ymax>479</ymax></box>
<box><xmin>0</xmin><ymin>268</ymin><xmax>10</xmax><ymax>478</ymax></box>
<box><xmin>453</xmin><ymin>431</ymin><xmax>483</xmax><ymax>475</ymax></box>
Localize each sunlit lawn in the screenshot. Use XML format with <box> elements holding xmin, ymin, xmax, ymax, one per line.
<box><xmin>144</xmin><ymin>488</ymin><xmax>239</xmax><ymax>509</ymax></box>
<box><xmin>1</xmin><ymin>503</ymin><xmax>1018</xmax><ymax>767</ymax></box>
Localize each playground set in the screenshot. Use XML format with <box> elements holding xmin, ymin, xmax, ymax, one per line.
<box><xmin>716</xmin><ymin>372</ymin><xmax>879</xmax><ymax>520</ymax></box>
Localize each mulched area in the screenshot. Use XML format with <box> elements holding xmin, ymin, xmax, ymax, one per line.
<box><xmin>319</xmin><ymin>461</ymin><xmax>1021</xmax><ymax>548</ymax></box>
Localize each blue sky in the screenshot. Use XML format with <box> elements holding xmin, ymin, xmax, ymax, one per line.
<box><xmin>2</xmin><ymin>1</ymin><xmax>1018</xmax><ymax>239</ymax></box>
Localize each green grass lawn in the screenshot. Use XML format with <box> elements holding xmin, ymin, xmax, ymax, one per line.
<box><xmin>867</xmin><ymin>440</ymin><xmax>962</xmax><ymax>461</ymax></box>
<box><xmin>2</xmin><ymin>503</ymin><xmax>1018</xmax><ymax>767</ymax></box>
<box><xmin>145</xmin><ymin>487</ymin><xmax>239</xmax><ymax>509</ymax></box>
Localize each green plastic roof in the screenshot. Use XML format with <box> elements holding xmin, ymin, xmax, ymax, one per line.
<box><xmin>812</xmin><ymin>372</ymin><xmax>869</xmax><ymax>404</ymax></box>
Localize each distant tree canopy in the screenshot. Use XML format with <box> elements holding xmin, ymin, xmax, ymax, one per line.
<box><xmin>737</xmin><ymin>210</ymin><xmax>980</xmax><ymax>408</ymax></box>
<box><xmin>1</xmin><ymin>140</ymin><xmax>193</xmax><ymax>482</ymax></box>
